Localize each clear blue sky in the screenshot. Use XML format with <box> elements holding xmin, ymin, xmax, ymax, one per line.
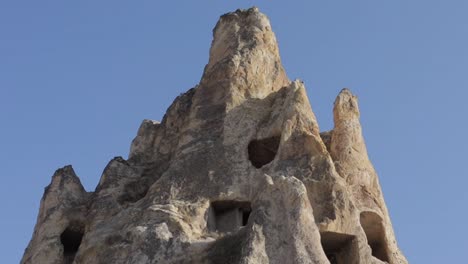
<box><xmin>1</xmin><ymin>1</ymin><xmax>466</xmax><ymax>263</ymax></box>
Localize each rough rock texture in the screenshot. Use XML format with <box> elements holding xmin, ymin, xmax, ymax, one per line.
<box><xmin>22</xmin><ymin>7</ymin><xmax>407</xmax><ymax>264</ymax></box>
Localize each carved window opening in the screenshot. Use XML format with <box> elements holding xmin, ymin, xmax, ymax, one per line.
<box><xmin>60</xmin><ymin>223</ymin><xmax>84</xmax><ymax>264</ymax></box>
<box><xmin>320</xmin><ymin>231</ymin><xmax>358</xmax><ymax>264</ymax></box>
<box><xmin>248</xmin><ymin>136</ymin><xmax>280</xmax><ymax>168</ymax></box>
<box><xmin>208</xmin><ymin>201</ymin><xmax>251</xmax><ymax>233</ymax></box>
<box><xmin>360</xmin><ymin>211</ymin><xmax>390</xmax><ymax>262</ymax></box>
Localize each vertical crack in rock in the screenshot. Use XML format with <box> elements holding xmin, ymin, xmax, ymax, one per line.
<box><xmin>22</xmin><ymin>7</ymin><xmax>407</xmax><ymax>264</ymax></box>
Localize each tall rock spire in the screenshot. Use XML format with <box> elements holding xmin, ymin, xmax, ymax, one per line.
<box><xmin>22</xmin><ymin>8</ymin><xmax>407</xmax><ymax>264</ymax></box>
<box><xmin>198</xmin><ymin>7</ymin><xmax>289</xmax><ymax>110</ymax></box>
<box><xmin>330</xmin><ymin>88</ymin><xmax>408</xmax><ymax>263</ymax></box>
<box><xmin>331</xmin><ymin>88</ymin><xmax>375</xmax><ymax>187</ymax></box>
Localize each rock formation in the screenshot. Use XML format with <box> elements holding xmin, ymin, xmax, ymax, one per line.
<box><xmin>22</xmin><ymin>7</ymin><xmax>407</xmax><ymax>264</ymax></box>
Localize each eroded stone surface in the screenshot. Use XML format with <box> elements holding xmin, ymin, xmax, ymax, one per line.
<box><xmin>22</xmin><ymin>7</ymin><xmax>407</xmax><ymax>264</ymax></box>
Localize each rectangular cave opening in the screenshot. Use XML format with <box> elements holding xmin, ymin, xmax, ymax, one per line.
<box><xmin>320</xmin><ymin>231</ymin><xmax>358</xmax><ymax>264</ymax></box>
<box><xmin>208</xmin><ymin>201</ymin><xmax>252</xmax><ymax>233</ymax></box>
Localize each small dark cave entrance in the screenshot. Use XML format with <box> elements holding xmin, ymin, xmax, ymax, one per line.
<box><xmin>248</xmin><ymin>136</ymin><xmax>280</xmax><ymax>168</ymax></box>
<box><xmin>60</xmin><ymin>222</ymin><xmax>84</xmax><ymax>264</ymax></box>
<box><xmin>320</xmin><ymin>231</ymin><xmax>358</xmax><ymax>264</ymax></box>
<box><xmin>360</xmin><ymin>211</ymin><xmax>390</xmax><ymax>263</ymax></box>
<box><xmin>208</xmin><ymin>201</ymin><xmax>252</xmax><ymax>233</ymax></box>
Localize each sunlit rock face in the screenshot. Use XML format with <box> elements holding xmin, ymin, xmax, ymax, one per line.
<box><xmin>22</xmin><ymin>7</ymin><xmax>407</xmax><ymax>264</ymax></box>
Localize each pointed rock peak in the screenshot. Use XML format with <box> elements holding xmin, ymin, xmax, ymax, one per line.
<box><xmin>333</xmin><ymin>88</ymin><xmax>360</xmax><ymax>122</ymax></box>
<box><xmin>45</xmin><ymin>165</ymin><xmax>86</xmax><ymax>196</ymax></box>
<box><xmin>200</xmin><ymin>7</ymin><xmax>289</xmax><ymax>106</ymax></box>
<box><xmin>51</xmin><ymin>165</ymin><xmax>79</xmax><ymax>182</ymax></box>
<box><xmin>207</xmin><ymin>7</ymin><xmax>277</xmax><ymax>67</ymax></box>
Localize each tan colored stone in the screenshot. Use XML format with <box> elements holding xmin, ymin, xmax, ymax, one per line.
<box><xmin>22</xmin><ymin>7</ymin><xmax>407</xmax><ymax>264</ymax></box>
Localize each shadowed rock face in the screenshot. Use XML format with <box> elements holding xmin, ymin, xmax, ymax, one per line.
<box><xmin>22</xmin><ymin>7</ymin><xmax>407</xmax><ymax>264</ymax></box>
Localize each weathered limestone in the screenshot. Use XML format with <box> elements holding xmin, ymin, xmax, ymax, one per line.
<box><xmin>22</xmin><ymin>7</ymin><xmax>407</xmax><ymax>264</ymax></box>
<box><xmin>22</xmin><ymin>166</ymin><xmax>88</xmax><ymax>264</ymax></box>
